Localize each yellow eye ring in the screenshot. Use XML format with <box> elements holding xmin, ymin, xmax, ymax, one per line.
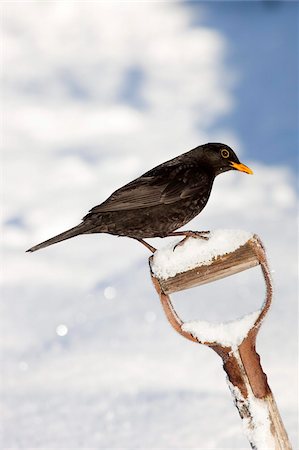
<box><xmin>221</xmin><ymin>149</ymin><xmax>230</xmax><ymax>158</ymax></box>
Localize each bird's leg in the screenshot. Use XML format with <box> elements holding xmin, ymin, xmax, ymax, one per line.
<box><xmin>134</xmin><ymin>238</ymin><xmax>156</xmax><ymax>253</ymax></box>
<box><xmin>168</xmin><ymin>230</ymin><xmax>210</xmax><ymax>238</ymax></box>
<box><xmin>167</xmin><ymin>230</ymin><xmax>210</xmax><ymax>251</ymax></box>
<box><xmin>168</xmin><ymin>230</ymin><xmax>210</xmax><ymax>240</ymax></box>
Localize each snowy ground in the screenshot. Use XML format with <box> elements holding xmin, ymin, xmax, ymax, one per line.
<box><xmin>1</xmin><ymin>2</ymin><xmax>298</xmax><ymax>449</ymax></box>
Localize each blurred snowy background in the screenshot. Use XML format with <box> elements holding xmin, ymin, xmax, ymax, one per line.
<box><xmin>1</xmin><ymin>1</ymin><xmax>298</xmax><ymax>448</ymax></box>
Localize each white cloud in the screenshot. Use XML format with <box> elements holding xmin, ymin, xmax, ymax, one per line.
<box><xmin>3</xmin><ymin>1</ymin><xmax>234</xmax><ymax>162</ymax></box>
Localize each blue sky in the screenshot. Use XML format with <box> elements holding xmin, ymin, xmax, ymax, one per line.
<box><xmin>190</xmin><ymin>1</ymin><xmax>298</xmax><ymax>169</ymax></box>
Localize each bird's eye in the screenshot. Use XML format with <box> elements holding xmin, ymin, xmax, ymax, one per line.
<box><xmin>221</xmin><ymin>149</ymin><xmax>230</xmax><ymax>158</ymax></box>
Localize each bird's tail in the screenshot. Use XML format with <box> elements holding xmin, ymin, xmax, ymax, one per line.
<box><xmin>26</xmin><ymin>223</ymin><xmax>89</xmax><ymax>253</ymax></box>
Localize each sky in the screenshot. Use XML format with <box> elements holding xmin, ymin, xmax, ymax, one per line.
<box><xmin>1</xmin><ymin>1</ymin><xmax>298</xmax><ymax>449</ymax></box>
<box><xmin>191</xmin><ymin>1</ymin><xmax>298</xmax><ymax>168</ymax></box>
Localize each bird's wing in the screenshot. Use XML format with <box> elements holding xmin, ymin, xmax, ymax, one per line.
<box><xmin>86</xmin><ymin>168</ymin><xmax>210</xmax><ymax>214</ymax></box>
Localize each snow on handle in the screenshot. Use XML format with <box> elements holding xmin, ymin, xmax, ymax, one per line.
<box><xmin>150</xmin><ymin>231</ymin><xmax>292</xmax><ymax>450</ymax></box>
<box><xmin>182</xmin><ymin>310</ymin><xmax>261</xmax><ymax>349</ymax></box>
<box><xmin>151</xmin><ymin>229</ymin><xmax>253</xmax><ymax>280</ymax></box>
<box><xmin>227</xmin><ymin>378</ymin><xmax>276</xmax><ymax>449</ymax></box>
<box><xmin>150</xmin><ymin>230</ymin><xmax>260</xmax><ymax>295</ymax></box>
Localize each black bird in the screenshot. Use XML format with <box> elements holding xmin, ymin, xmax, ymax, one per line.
<box><xmin>26</xmin><ymin>143</ymin><xmax>253</xmax><ymax>253</ymax></box>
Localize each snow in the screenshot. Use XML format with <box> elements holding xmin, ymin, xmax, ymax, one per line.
<box><xmin>151</xmin><ymin>229</ymin><xmax>253</xmax><ymax>280</ymax></box>
<box><xmin>104</xmin><ymin>286</ymin><xmax>117</xmax><ymax>300</ymax></box>
<box><xmin>182</xmin><ymin>310</ymin><xmax>261</xmax><ymax>347</ymax></box>
<box><xmin>1</xmin><ymin>2</ymin><xmax>297</xmax><ymax>449</ymax></box>
<box><xmin>56</xmin><ymin>324</ymin><xmax>68</xmax><ymax>337</ymax></box>
<box><xmin>227</xmin><ymin>375</ymin><xmax>276</xmax><ymax>448</ymax></box>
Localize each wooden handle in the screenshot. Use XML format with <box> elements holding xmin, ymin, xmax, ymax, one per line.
<box><xmin>149</xmin><ymin>232</ymin><xmax>292</xmax><ymax>449</ymax></box>
<box><xmin>150</xmin><ymin>237</ymin><xmax>260</xmax><ymax>295</ymax></box>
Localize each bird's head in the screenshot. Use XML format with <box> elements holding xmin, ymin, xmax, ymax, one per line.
<box><xmin>199</xmin><ymin>143</ymin><xmax>253</xmax><ymax>177</ymax></box>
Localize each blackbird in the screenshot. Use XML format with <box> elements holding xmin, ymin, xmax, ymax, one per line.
<box><xmin>26</xmin><ymin>143</ymin><xmax>253</xmax><ymax>253</ymax></box>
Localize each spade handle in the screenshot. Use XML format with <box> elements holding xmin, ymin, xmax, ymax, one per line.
<box><xmin>149</xmin><ymin>234</ymin><xmax>292</xmax><ymax>450</ymax></box>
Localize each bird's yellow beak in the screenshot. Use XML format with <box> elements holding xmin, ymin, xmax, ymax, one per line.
<box><xmin>229</xmin><ymin>161</ymin><xmax>253</xmax><ymax>175</ymax></box>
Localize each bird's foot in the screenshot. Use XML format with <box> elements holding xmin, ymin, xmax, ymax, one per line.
<box><xmin>135</xmin><ymin>238</ymin><xmax>156</xmax><ymax>253</ymax></box>
<box><xmin>170</xmin><ymin>230</ymin><xmax>210</xmax><ymax>251</ymax></box>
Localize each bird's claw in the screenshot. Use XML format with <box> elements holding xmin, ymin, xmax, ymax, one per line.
<box><xmin>189</xmin><ymin>230</ymin><xmax>210</xmax><ymax>240</ymax></box>
<box><xmin>173</xmin><ymin>231</ymin><xmax>210</xmax><ymax>251</ymax></box>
